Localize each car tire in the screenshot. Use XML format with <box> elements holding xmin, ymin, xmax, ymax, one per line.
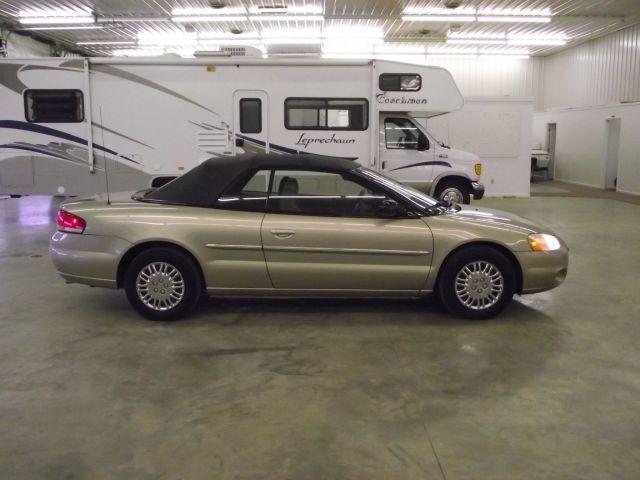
<box><xmin>124</xmin><ymin>247</ymin><xmax>202</xmax><ymax>321</ymax></box>
<box><xmin>435</xmin><ymin>179</ymin><xmax>471</xmax><ymax>204</ymax></box>
<box><xmin>438</xmin><ymin>246</ymin><xmax>516</xmax><ymax>320</ymax></box>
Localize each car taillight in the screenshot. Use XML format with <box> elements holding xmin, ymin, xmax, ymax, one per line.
<box><xmin>56</xmin><ymin>210</ymin><xmax>86</xmax><ymax>234</ymax></box>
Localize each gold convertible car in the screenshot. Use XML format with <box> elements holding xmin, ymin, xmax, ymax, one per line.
<box><xmin>50</xmin><ymin>153</ymin><xmax>568</xmax><ymax>320</ymax></box>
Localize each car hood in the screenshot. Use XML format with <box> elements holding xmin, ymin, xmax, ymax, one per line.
<box><xmin>447</xmin><ymin>205</ymin><xmax>552</xmax><ymax>235</ymax></box>
<box><xmin>423</xmin><ymin>204</ymin><xmax>562</xmax><ymax>253</ymax></box>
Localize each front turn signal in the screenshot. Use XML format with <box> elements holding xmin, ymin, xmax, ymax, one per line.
<box><xmin>474</xmin><ymin>163</ymin><xmax>482</xmax><ymax>176</ymax></box>
<box><xmin>528</xmin><ymin>234</ymin><xmax>561</xmax><ymax>252</ymax></box>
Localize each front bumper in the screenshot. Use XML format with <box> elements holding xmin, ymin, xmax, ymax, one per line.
<box><xmin>49</xmin><ymin>232</ymin><xmax>132</xmax><ymax>288</ymax></box>
<box><xmin>515</xmin><ymin>246</ymin><xmax>569</xmax><ymax>294</ymax></box>
<box><xmin>471</xmin><ymin>181</ymin><xmax>485</xmax><ymax>200</ymax></box>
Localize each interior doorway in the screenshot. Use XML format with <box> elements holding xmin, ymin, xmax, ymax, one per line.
<box><xmin>604</xmin><ymin>117</ymin><xmax>621</xmax><ymax>190</ymax></box>
<box><xmin>546</xmin><ymin>123</ymin><xmax>557</xmax><ymax>180</ymax></box>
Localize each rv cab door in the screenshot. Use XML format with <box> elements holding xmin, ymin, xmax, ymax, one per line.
<box><xmin>233</xmin><ymin>90</ymin><xmax>269</xmax><ymax>154</ymax></box>
<box><xmin>379</xmin><ymin>115</ymin><xmax>434</xmax><ymax>192</ymax></box>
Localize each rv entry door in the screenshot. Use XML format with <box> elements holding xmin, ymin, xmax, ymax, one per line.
<box><xmin>379</xmin><ymin>115</ymin><xmax>434</xmax><ymax>191</ymax></box>
<box><xmin>233</xmin><ymin>90</ymin><xmax>269</xmax><ymax>155</ymax></box>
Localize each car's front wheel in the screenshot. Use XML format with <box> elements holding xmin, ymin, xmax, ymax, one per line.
<box><xmin>124</xmin><ymin>247</ymin><xmax>202</xmax><ymax>320</ymax></box>
<box><xmin>438</xmin><ymin>246</ymin><xmax>516</xmax><ymax>319</ymax></box>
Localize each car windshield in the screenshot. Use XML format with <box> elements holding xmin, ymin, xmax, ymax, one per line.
<box><xmin>356</xmin><ymin>168</ymin><xmax>446</xmax><ymax>213</ymax></box>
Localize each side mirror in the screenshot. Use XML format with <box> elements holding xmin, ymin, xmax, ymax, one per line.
<box><xmin>417</xmin><ymin>134</ymin><xmax>429</xmax><ymax>151</ymax></box>
<box><xmin>377</xmin><ymin>199</ymin><xmax>406</xmax><ymax>218</ymax></box>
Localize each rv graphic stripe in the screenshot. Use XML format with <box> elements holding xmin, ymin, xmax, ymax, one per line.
<box><xmin>0</xmin><ymin>120</ymin><xmax>140</xmax><ymax>164</ymax></box>
<box><xmin>236</xmin><ymin>134</ymin><xmax>358</xmax><ymax>160</ymax></box>
<box><xmin>390</xmin><ymin>161</ymin><xmax>451</xmax><ymax>171</ymax></box>
<box><xmin>0</xmin><ymin>143</ymin><xmax>76</xmax><ymax>162</ymax></box>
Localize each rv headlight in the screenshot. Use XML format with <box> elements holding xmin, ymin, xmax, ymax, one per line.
<box><xmin>474</xmin><ymin>163</ymin><xmax>482</xmax><ymax>176</ymax></box>
<box><xmin>528</xmin><ymin>233</ymin><xmax>561</xmax><ymax>252</ymax></box>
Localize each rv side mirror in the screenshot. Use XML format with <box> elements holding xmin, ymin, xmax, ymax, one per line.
<box><xmin>417</xmin><ymin>134</ymin><xmax>429</xmax><ymax>151</ymax></box>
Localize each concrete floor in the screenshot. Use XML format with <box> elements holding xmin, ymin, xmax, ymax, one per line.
<box><xmin>1</xmin><ymin>192</ymin><xmax>639</xmax><ymax>479</ymax></box>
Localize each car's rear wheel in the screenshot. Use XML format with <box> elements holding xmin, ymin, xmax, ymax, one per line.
<box><xmin>435</xmin><ymin>179</ymin><xmax>471</xmax><ymax>204</ymax></box>
<box><xmin>124</xmin><ymin>247</ymin><xmax>202</xmax><ymax>320</ymax></box>
<box><xmin>438</xmin><ymin>246</ymin><xmax>516</xmax><ymax>319</ymax></box>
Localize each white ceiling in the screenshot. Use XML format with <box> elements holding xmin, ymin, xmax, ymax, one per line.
<box><xmin>1</xmin><ymin>1</ymin><xmax>639</xmax><ymax>58</ymax></box>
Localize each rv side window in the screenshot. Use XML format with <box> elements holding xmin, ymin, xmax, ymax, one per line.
<box><xmin>239</xmin><ymin>98</ymin><xmax>262</xmax><ymax>134</ymax></box>
<box><xmin>24</xmin><ymin>89</ymin><xmax>84</xmax><ymax>123</ymax></box>
<box><xmin>379</xmin><ymin>74</ymin><xmax>421</xmax><ymax>92</ymax></box>
<box><xmin>285</xmin><ymin>98</ymin><xmax>368</xmax><ymax>131</ymax></box>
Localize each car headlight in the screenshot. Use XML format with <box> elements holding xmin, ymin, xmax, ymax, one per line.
<box><xmin>474</xmin><ymin>163</ymin><xmax>482</xmax><ymax>176</ymax></box>
<box><xmin>528</xmin><ymin>233</ymin><xmax>561</xmax><ymax>251</ymax></box>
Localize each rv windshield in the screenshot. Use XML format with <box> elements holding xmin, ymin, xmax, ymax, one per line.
<box><xmin>357</xmin><ymin>168</ymin><xmax>447</xmax><ymax>214</ymax></box>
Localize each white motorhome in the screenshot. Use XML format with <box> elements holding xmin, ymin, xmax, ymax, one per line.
<box><xmin>0</xmin><ymin>57</ymin><xmax>484</xmax><ymax>203</ymax></box>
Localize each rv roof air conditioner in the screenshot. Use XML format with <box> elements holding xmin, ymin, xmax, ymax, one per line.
<box><xmin>193</xmin><ymin>51</ymin><xmax>232</xmax><ymax>57</ymax></box>
<box><xmin>222</xmin><ymin>45</ymin><xmax>262</xmax><ymax>57</ymax></box>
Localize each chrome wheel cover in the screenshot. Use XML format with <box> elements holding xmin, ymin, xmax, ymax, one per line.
<box><xmin>440</xmin><ymin>187</ymin><xmax>464</xmax><ymax>204</ymax></box>
<box><xmin>136</xmin><ymin>262</ymin><xmax>185</xmax><ymax>311</ymax></box>
<box><xmin>455</xmin><ymin>261</ymin><xmax>504</xmax><ymax>310</ymax></box>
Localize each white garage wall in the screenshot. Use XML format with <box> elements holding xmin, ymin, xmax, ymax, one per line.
<box><xmin>5</xmin><ymin>32</ymin><xmax>51</xmax><ymax>57</ymax></box>
<box><xmin>426</xmin><ymin>56</ymin><xmax>544</xmax><ymax>107</ymax></box>
<box><xmin>427</xmin><ymin>97</ymin><xmax>534</xmax><ymax>197</ymax></box>
<box><xmin>533</xmin><ymin>103</ymin><xmax>640</xmax><ymax>194</ymax></box>
<box><xmin>534</xmin><ymin>23</ymin><xmax>640</xmax><ymax>195</ymax></box>
<box><xmin>542</xmin><ymin>24</ymin><xmax>640</xmax><ymax>110</ymax></box>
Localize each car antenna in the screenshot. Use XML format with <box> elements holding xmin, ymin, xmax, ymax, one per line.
<box><xmin>98</xmin><ymin>106</ymin><xmax>111</xmax><ymax>205</ymax></box>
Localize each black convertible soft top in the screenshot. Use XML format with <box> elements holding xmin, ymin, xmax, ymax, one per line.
<box><xmin>142</xmin><ymin>153</ymin><xmax>359</xmax><ymax>207</ymax></box>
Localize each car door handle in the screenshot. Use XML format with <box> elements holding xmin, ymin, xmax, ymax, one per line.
<box><xmin>270</xmin><ymin>229</ymin><xmax>295</xmax><ymax>238</ymax></box>
<box><xmin>438</xmin><ymin>153</ymin><xmax>448</xmax><ymax>159</ymax></box>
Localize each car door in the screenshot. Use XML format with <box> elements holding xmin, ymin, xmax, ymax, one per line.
<box><xmin>261</xmin><ymin>169</ymin><xmax>433</xmax><ymax>292</ymax></box>
<box><xmin>202</xmin><ymin>169</ymin><xmax>272</xmax><ymax>290</ymax></box>
<box><xmin>380</xmin><ymin>115</ymin><xmax>434</xmax><ymax>191</ymax></box>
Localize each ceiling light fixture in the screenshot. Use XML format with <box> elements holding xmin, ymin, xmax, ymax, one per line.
<box><xmin>171</xmin><ymin>7</ymin><xmax>247</xmax><ymax>16</ymax></box>
<box><xmin>447</xmin><ymin>38</ymin><xmax>505</xmax><ymax>45</ymax></box>
<box><xmin>76</xmin><ymin>40</ymin><xmax>136</xmax><ymax>46</ymax></box>
<box><xmin>248</xmin><ymin>5</ymin><xmax>323</xmax><ymax>14</ymax></box>
<box><xmin>171</xmin><ymin>15</ymin><xmax>246</xmax><ymax>22</ymax></box>
<box><xmin>402</xmin><ymin>15</ymin><xmax>476</xmax><ymax>22</ymax></box>
<box><xmin>19</xmin><ymin>15</ymin><xmax>95</xmax><ymax>25</ymax></box>
<box><xmin>22</xmin><ymin>25</ymin><xmax>104</xmax><ymax>30</ymax></box>
<box><xmin>247</xmin><ymin>15</ymin><xmax>324</xmax><ymax>22</ymax></box>
<box><xmin>403</xmin><ymin>6</ymin><xmax>477</xmax><ymax>15</ymax></box>
<box><xmin>262</xmin><ymin>38</ymin><xmax>322</xmax><ymax>44</ymax></box>
<box><xmin>97</xmin><ymin>17</ymin><xmax>169</xmax><ymax>23</ymax></box>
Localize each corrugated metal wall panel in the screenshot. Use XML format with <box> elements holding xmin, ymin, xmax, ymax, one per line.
<box><xmin>425</xmin><ymin>56</ymin><xmax>543</xmax><ymax>102</ymax></box>
<box><xmin>542</xmin><ymin>24</ymin><xmax>640</xmax><ymax>109</ymax></box>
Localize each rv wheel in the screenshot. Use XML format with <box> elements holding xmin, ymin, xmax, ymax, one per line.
<box><xmin>435</xmin><ymin>179</ymin><xmax>471</xmax><ymax>204</ymax></box>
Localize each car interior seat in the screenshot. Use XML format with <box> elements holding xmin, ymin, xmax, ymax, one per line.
<box><xmin>277</xmin><ymin>176</ymin><xmax>301</xmax><ymax>212</ymax></box>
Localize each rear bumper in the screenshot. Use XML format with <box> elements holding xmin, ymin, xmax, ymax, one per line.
<box><xmin>515</xmin><ymin>246</ymin><xmax>569</xmax><ymax>294</ymax></box>
<box><xmin>471</xmin><ymin>181</ymin><xmax>485</xmax><ymax>200</ymax></box>
<box><xmin>49</xmin><ymin>232</ymin><xmax>131</xmax><ymax>288</ymax></box>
